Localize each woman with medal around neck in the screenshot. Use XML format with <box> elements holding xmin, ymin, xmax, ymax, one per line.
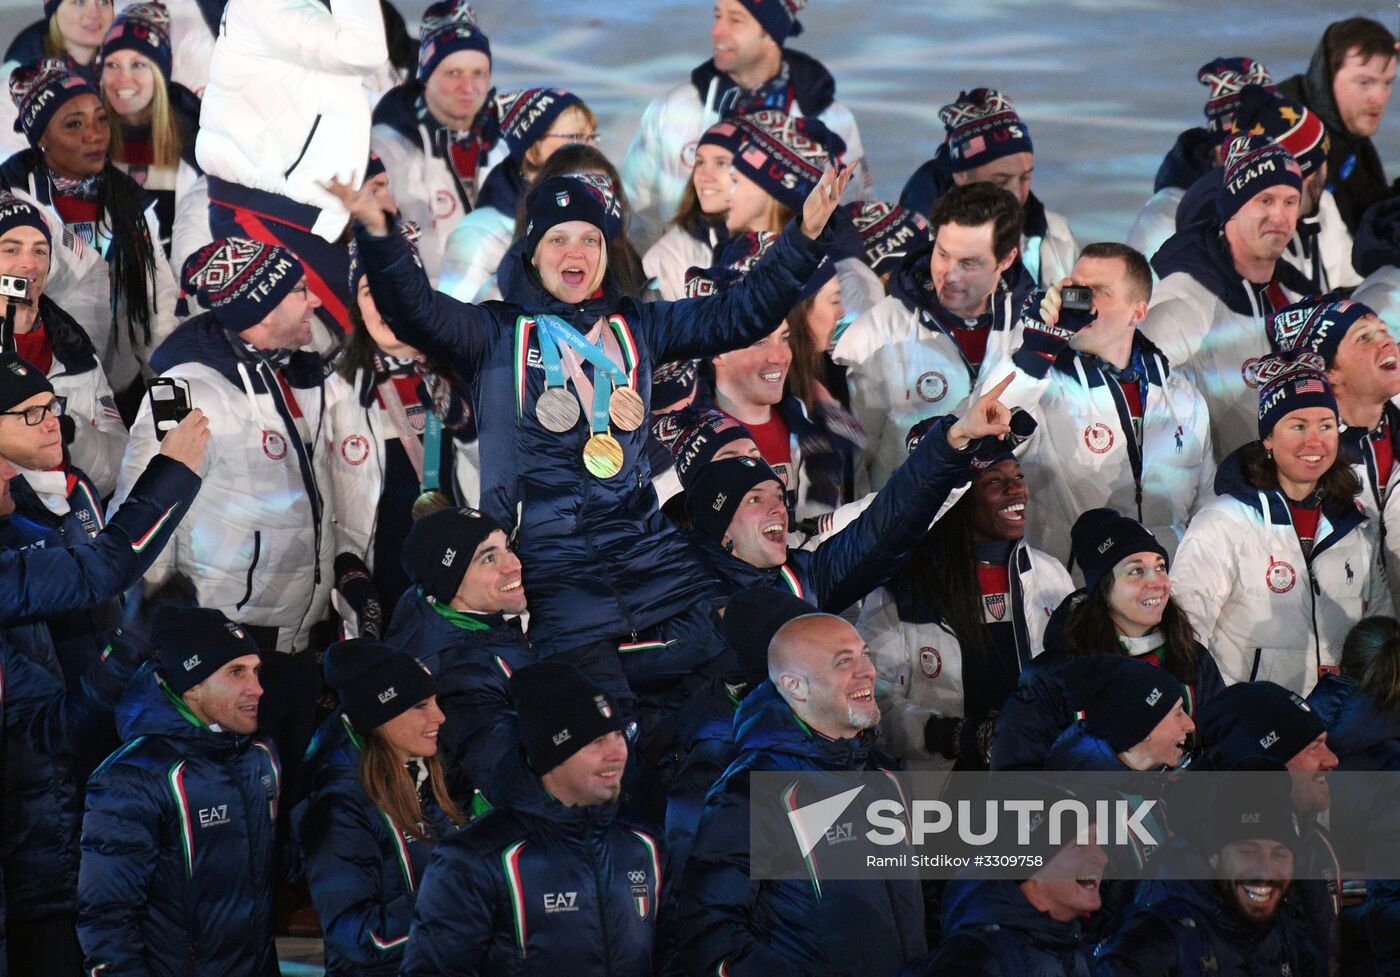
<box><xmin>327</xmin><ymin>158</ymin><xmax>850</xmax><ymax>713</ymax></box>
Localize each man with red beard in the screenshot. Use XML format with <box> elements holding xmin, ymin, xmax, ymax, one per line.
<box><xmin>1096</xmin><ymin>768</ymin><xmax>1326</xmax><ymax>977</ymax></box>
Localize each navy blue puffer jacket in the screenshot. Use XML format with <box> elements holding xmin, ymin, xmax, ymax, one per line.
<box><xmin>398</xmin><ymin>755</ymin><xmax>664</xmax><ymax>977</ymax></box>
<box><xmin>907</xmin><ymin>878</ymin><xmax>1096</xmax><ymax>977</ymax></box>
<box><xmin>672</xmin><ymin>680</ymin><xmax>926</xmax><ymax>977</ymax></box>
<box><xmin>76</xmin><ymin>663</ymin><xmax>282</xmax><ymax>977</ymax></box>
<box><xmin>356</xmin><ymin>218</ymin><xmax>829</xmax><ymax>657</ymax></box>
<box><xmin>385</xmin><ymin>587</ymin><xmax>537</xmax><ymax>806</ymax></box>
<box><xmin>295</xmin><ymin>712</ymin><xmax>462</xmax><ymax>976</ymax></box>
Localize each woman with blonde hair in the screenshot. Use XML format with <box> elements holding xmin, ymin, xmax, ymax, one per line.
<box><xmin>99</xmin><ymin>1</ymin><xmax>201</xmax><ymax>256</ymax></box>
<box><xmin>297</xmin><ymin>638</ymin><xmax>466</xmax><ymax>975</ymax></box>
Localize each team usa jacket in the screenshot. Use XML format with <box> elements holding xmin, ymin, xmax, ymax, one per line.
<box><xmin>356</xmin><ymin>217</ymin><xmax>828</xmax><ymax>655</ymax></box>
<box><xmin>294</xmin><ymin>713</ymin><xmax>461</xmax><ymax>976</ymax></box>
<box><xmin>1337</xmin><ymin>401</ymin><xmax>1400</xmax><ymax>610</ymax></box>
<box><xmin>833</xmin><ymin>242</ymin><xmax>1035</xmax><ymax>493</ymax></box>
<box><xmin>112</xmin><ymin>311</ymin><xmax>334</xmax><ymax>654</ymax></box>
<box><xmin>77</xmin><ymin>663</ymin><xmax>282</xmax><ymax>977</ymax></box>
<box><xmin>862</xmin><ymin>538</ymin><xmax>1073</xmax><ymax>768</ymax></box>
<box><xmin>385</xmin><ymin>587</ymin><xmax>538</xmax><ymax>807</ymax></box>
<box><xmin>1172</xmin><ymin>449</ymin><xmax>1391</xmax><ymax>696</ymax></box>
<box><xmin>621</xmin><ymin>50</ymin><xmax>868</xmax><ymax>242</ymax></box>
<box><xmin>974</xmin><ymin>329</ymin><xmax>1215</xmax><ymax>565</ymax></box>
<box><xmin>398</xmin><ymin>755</ymin><xmax>663</xmax><ymax>977</ymax></box>
<box><xmin>671</xmin><ymin>680</ymin><xmax>926</xmax><ymax>977</ymax></box>
<box><xmin>1141</xmin><ymin>219</ymin><xmax>1313</xmax><ymax>461</ymax></box>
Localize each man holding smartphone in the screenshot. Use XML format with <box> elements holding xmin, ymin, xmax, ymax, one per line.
<box><xmin>110</xmin><ymin>236</ymin><xmax>332</xmax><ymax>805</ymax></box>
<box><xmin>970</xmin><ymin>243</ymin><xmax>1216</xmax><ymax>570</ymax></box>
<box><xmin>0</xmin><ymin>193</ymin><xmax>128</xmax><ymax>496</ymax></box>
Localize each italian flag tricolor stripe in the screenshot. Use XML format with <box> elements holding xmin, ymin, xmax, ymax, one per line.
<box><xmin>781</xmin><ymin>781</ymin><xmax>822</xmax><ymax>901</ymax></box>
<box><xmin>501</xmin><ymin>840</ymin><xmax>528</xmax><ymax>957</ymax></box>
<box><xmin>607</xmin><ymin>315</ymin><xmax>640</xmax><ymax>388</ymax></box>
<box><xmin>632</xmin><ymin>829</ymin><xmax>661</xmax><ymax>919</ymax></box>
<box><xmin>370</xmin><ymin>930</ymin><xmax>409</xmax><ymax>951</ymax></box>
<box><xmin>514</xmin><ymin>318</ymin><xmax>535</xmax><ymax>420</ymax></box>
<box><xmin>779</xmin><ymin>564</ymin><xmax>804</xmax><ymax>599</ymax></box>
<box><xmin>130</xmin><ymin>503</ymin><xmax>182</xmax><ymax>553</ymax></box>
<box><xmin>167</xmin><ymin>761</ymin><xmax>194</xmax><ymax>878</ymax></box>
<box><xmin>493</xmin><ymin>655</ymin><xmax>513</xmax><ymax>679</ymax></box>
<box><xmin>73</xmin><ymin>479</ymin><xmax>106</xmax><ymax>534</ymax></box>
<box><xmin>378</xmin><ymin>808</ymin><xmax>416</xmax><ymax>893</ymax></box>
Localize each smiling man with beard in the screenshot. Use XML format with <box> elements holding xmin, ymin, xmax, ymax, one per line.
<box><xmin>671</xmin><ymin>612</ymin><xmax>926</xmax><ymax>977</ymax></box>
<box><xmin>1095</xmin><ymin>769</ymin><xmax>1326</xmax><ymax>977</ymax></box>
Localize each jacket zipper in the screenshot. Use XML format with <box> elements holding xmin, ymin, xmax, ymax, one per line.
<box><xmin>590</xmin><ymin>833</ymin><xmax>615</xmax><ymax>976</ymax></box>
<box><xmin>283</xmin><ymin>114</ymin><xmax>322</xmax><ymax>179</ymax></box>
<box><xmin>236</xmin><ymin>531</ymin><xmax>262</xmax><ymax>610</ymax></box>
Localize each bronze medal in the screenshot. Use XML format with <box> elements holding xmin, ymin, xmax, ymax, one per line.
<box><xmin>608</xmin><ymin>386</ymin><xmax>646</xmax><ymax>432</ymax></box>
<box><xmin>535</xmin><ymin>387</ymin><xmax>581</xmax><ymax>433</ymax></box>
<box><xmin>582</xmin><ymin>432</ymin><xmax>625</xmax><ymax>479</ymax></box>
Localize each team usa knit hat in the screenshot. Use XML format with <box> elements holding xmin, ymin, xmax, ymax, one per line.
<box><xmin>563</xmin><ymin>169</ymin><xmax>623</xmax><ymax>238</ymax></box>
<box><xmin>686</xmin><ymin>455</ymin><xmax>784</xmax><ymax>542</ymax></box>
<box><xmin>325</xmin><ymin>638</ymin><xmax>437</xmax><ymax>734</ymax></box>
<box><xmin>1197</xmin><ymin>57</ymin><xmax>1275</xmax><ymax>133</ymax></box>
<box><xmin>842</xmin><ymin>201</ymin><xmax>931</xmax><ymax>279</ymax></box>
<box><xmin>698</xmin><ymin>118</ymin><xmax>745</xmax><ymax>156</ymax></box>
<box><xmin>9</xmin><ymin>58</ymin><xmax>98</xmax><ymax>147</ymax></box>
<box><xmin>418</xmin><ymin>0</ymin><xmax>491</xmax><ymax>83</ymax></box>
<box><xmin>155</xmin><ymin>606</ymin><xmax>261</xmax><ymax>695</ymax></box>
<box><xmin>939</xmin><ymin>88</ymin><xmax>1033</xmax><ymax>175</ymax></box>
<box><xmin>182</xmin><ymin>238</ymin><xmax>305</xmax><ymax>333</ymax></box>
<box><xmin>1255</xmin><ymin>351</ymin><xmax>1336</xmax><ymax>440</ymax></box>
<box><xmin>1266</xmin><ymin>294</ymin><xmax>1376</xmax><ymax>365</ymax></box>
<box><xmin>0</xmin><ymin>352</ymin><xmax>53</xmax><ymax>413</ymax></box>
<box><xmin>0</xmin><ymin>191</ymin><xmax>51</xmax><ymax>248</ymax></box>
<box><xmin>102</xmin><ymin>1</ymin><xmax>173</xmax><ymax>83</ymax></box>
<box><xmin>510</xmin><ymin>661</ymin><xmax>625</xmax><ymax>774</ymax></box>
<box><xmin>1230</xmin><ymin>86</ymin><xmax>1328</xmax><ymax>177</ymax></box>
<box><xmin>401</xmin><ymin>506</ymin><xmax>507</xmax><ymax>605</ymax></box>
<box><xmin>524</xmin><ymin>175</ymin><xmax>611</xmax><ymax>253</ymax></box>
<box><xmin>1216</xmin><ymin>134</ymin><xmax>1302</xmax><ymax>223</ymax></box>
<box><xmin>729</xmin><ymin>108</ymin><xmax>844</xmax><ymax>211</ymax></box>
<box><xmin>655</xmin><ymin>406</ymin><xmax>756</xmax><ymax>491</ymax></box>
<box><xmin>494</xmin><ymin>88</ymin><xmax>584</xmax><ymax>162</ymax></box>
<box><xmin>735</xmin><ymin>0</ymin><xmax>806</xmax><ymax>45</ymax></box>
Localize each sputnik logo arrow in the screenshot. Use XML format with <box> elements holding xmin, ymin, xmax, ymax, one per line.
<box><xmin>786</xmin><ymin>785</ymin><xmax>864</xmax><ymax>858</ymax></box>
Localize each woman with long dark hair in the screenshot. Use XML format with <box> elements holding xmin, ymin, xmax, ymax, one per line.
<box><xmin>298</xmin><ymin>638</ymin><xmax>465</xmax><ymax>975</ymax></box>
<box><xmin>1174</xmin><ymin>352</ymin><xmax>1391</xmax><ymax>695</ymax></box>
<box><xmin>1</xmin><ymin>58</ymin><xmax>176</xmax><ymax>412</ymax></box>
<box><xmin>99</xmin><ymin>2</ymin><xmax>201</xmax><ymax>257</ymax></box>
<box><xmin>864</xmin><ymin>449</ymin><xmax>1073</xmax><ymax>769</ymax></box>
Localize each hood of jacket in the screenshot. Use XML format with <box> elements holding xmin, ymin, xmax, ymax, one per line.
<box><xmin>691</xmin><ymin>48</ymin><xmax>837</xmax><ymax>118</ymax></box>
<box><xmin>475</xmin><ymin>158</ymin><xmax>527</xmax><ymax>215</ymax></box>
<box><xmin>1152</xmin><ymin>218</ymin><xmax>1314</xmax><ymax>317</ymax></box>
<box><xmin>1155</xmin><ymin>127</ymin><xmax>1218</xmax><ymax>194</ymax></box>
<box><xmin>1043</xmin><ymin>723</ymin><xmax>1132</xmax><ymax>772</ymax></box>
<box><xmin>495</xmin><ymin>237</ymin><xmax>629</xmax><ymax>332</ymax></box>
<box><xmin>148</xmin><ymin>309</ymin><xmax>325</xmax><ymax>393</ymax></box>
<box><xmin>371</xmin><ymin>82</ymin><xmax>424</xmax><ymax>144</ymax></box>
<box><xmin>692</xmin><ymin>531</ymin><xmax>787</xmax><ymax>595</ymax></box>
<box><xmin>732</xmin><ymin>678</ymin><xmax>876</xmax><ymax>771</ymax></box>
<box><xmin>1307</xmin><ymin>673</ymin><xmax>1400</xmax><ymax>764</ymax></box>
<box><xmin>942</xmin><ymin>877</ymin><xmax>1090</xmax><ymax>947</ymax></box>
<box><xmin>115</xmin><ymin>660</ymin><xmax>258</xmax><ymax>756</ymax></box>
<box><xmin>384</xmin><ymin>586</ymin><xmax>522</xmax><ymax>672</ymax></box>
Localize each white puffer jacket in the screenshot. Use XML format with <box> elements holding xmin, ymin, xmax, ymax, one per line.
<box><xmin>972</xmin><ymin>335</ymin><xmax>1215</xmax><ymax>567</ymax></box>
<box><xmin>438</xmin><ymin>205</ymin><xmax>513</xmax><ymax>304</ymax></box>
<box><xmin>1172</xmin><ymin>464</ymin><xmax>1391</xmax><ymax>697</ymax></box>
<box><xmin>1351</xmin><ymin>265</ymin><xmax>1400</xmax><ymax>337</ymax></box>
<box><xmin>861</xmin><ymin>542</ymin><xmax>1072</xmax><ymax>769</ymax></box>
<box><xmin>832</xmin><ymin>284</ymin><xmax>1025</xmax><ymax>494</ymax></box>
<box><xmin>195</xmin><ymin>0</ymin><xmax>387</xmax><ymax>242</ymax></box>
<box><xmin>1126</xmin><ymin>188</ymin><xmax>1187</xmax><ymax>265</ymax></box>
<box><xmin>110</xmin><ymin>331</ymin><xmax>334</xmax><ymax>653</ymax></box>
<box><xmin>644</xmin><ymin>225</ymin><xmax>718</xmax><ymax>302</ymax></box>
<box><xmin>370</xmin><ymin>120</ymin><xmax>507</xmax><ymax>287</ymax></box>
<box><xmin>1283</xmin><ymin>190</ymin><xmax>1362</xmax><ymax>292</ymax></box>
<box><xmin>1022</xmin><ymin>211</ymin><xmax>1077</xmax><ymax>290</ymax></box>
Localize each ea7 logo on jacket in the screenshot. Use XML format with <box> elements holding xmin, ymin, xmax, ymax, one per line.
<box><xmin>543</xmin><ymin>891</ymin><xmax>579</xmax><ymax>913</ymax></box>
<box><xmin>199</xmin><ymin>805</ymin><xmax>229</xmax><ymax>828</ymax></box>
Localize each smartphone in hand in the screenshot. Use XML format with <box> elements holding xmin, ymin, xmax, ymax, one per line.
<box><xmin>149</xmin><ymin>377</ymin><xmax>192</xmax><ymax>441</ymax></box>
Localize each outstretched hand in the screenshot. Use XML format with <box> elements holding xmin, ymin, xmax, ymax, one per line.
<box><xmin>800</xmin><ymin>164</ymin><xmax>855</xmax><ymax>240</ymax></box>
<box><xmin>947</xmin><ymin>373</ymin><xmax>1016</xmax><ymax>450</ymax></box>
<box><xmin>324</xmin><ymin>177</ymin><xmax>390</xmax><ymax>237</ymax></box>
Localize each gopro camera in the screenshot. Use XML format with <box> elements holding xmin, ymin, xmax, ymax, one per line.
<box><xmin>148</xmin><ymin>377</ymin><xmax>192</xmax><ymax>441</ymax></box>
<box><xmin>1060</xmin><ymin>286</ymin><xmax>1093</xmax><ymax>314</ymax></box>
<box><xmin>0</xmin><ymin>276</ymin><xmax>29</xmax><ymax>304</ymax></box>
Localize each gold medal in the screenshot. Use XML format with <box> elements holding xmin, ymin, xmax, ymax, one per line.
<box><xmin>582</xmin><ymin>432</ymin><xmax>625</xmax><ymax>479</ymax></box>
<box><xmin>608</xmin><ymin>386</ymin><xmax>646</xmax><ymax>432</ymax></box>
<box><xmin>410</xmin><ymin>490</ymin><xmax>453</xmax><ymax>521</ymax></box>
<box><xmin>536</xmin><ymin>387</ymin><xmax>582</xmax><ymax>433</ymax></box>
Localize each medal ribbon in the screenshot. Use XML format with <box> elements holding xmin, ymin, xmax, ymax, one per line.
<box><xmin>422</xmin><ymin>413</ymin><xmax>443</xmax><ymax>492</ymax></box>
<box><xmin>538</xmin><ymin>315</ymin><xmax>630</xmax><ymax>436</ymax></box>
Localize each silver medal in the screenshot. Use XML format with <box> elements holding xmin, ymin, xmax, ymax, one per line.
<box><xmin>535</xmin><ymin>387</ymin><xmax>582</xmax><ymax>433</ymax></box>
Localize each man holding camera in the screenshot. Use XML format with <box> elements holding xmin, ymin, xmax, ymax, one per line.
<box><xmin>972</xmin><ymin>243</ymin><xmax>1215</xmax><ymax>567</ymax></box>
<box><xmin>111</xmin><ymin>236</ymin><xmax>332</xmax><ymax>801</ymax></box>
<box><xmin>0</xmin><ymin>193</ymin><xmax>127</xmax><ymax>495</ymax></box>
